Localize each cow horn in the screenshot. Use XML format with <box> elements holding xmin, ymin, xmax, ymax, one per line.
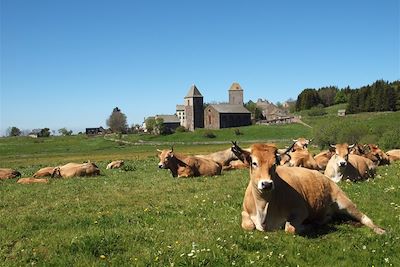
<box><xmin>330</xmin><ymin>144</ymin><xmax>336</xmax><ymax>148</ymax></box>
<box><xmin>292</xmin><ymin>139</ymin><xmax>298</xmax><ymax>142</ymax></box>
<box><xmin>170</xmin><ymin>145</ymin><xmax>174</xmax><ymax>153</ymax></box>
<box><xmin>348</xmin><ymin>144</ymin><xmax>355</xmax><ymax>149</ymax></box>
<box><xmin>157</xmin><ymin>149</ymin><xmax>162</xmax><ymax>152</ymax></box>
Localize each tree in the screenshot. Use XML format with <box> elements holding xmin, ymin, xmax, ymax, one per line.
<box><xmin>334</xmin><ymin>90</ymin><xmax>347</xmax><ymax>104</ymax></box>
<box><xmin>7</xmin><ymin>127</ymin><xmax>21</xmax><ymax>137</ymax></box>
<box><xmin>244</xmin><ymin>100</ymin><xmax>264</xmax><ymax>121</ymax></box>
<box><xmin>318</xmin><ymin>86</ymin><xmax>338</xmax><ymax>107</ymax></box>
<box><xmin>144</xmin><ymin>117</ymin><xmax>156</xmax><ymax>133</ymax></box>
<box><xmin>58</xmin><ymin>127</ymin><xmax>73</xmax><ymax>136</ymax></box>
<box><xmin>295</xmin><ymin>89</ymin><xmax>322</xmax><ymax>111</ymax></box>
<box><xmin>38</xmin><ymin>128</ymin><xmax>51</xmax><ymax>137</ymax></box>
<box><xmin>106</xmin><ymin>107</ymin><xmax>128</xmax><ymax>133</ymax></box>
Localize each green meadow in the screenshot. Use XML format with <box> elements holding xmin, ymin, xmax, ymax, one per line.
<box><xmin>1</xmin><ymin>111</ymin><xmax>400</xmax><ymax>266</ymax></box>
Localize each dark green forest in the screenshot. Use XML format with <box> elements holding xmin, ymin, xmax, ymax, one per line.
<box><xmin>295</xmin><ymin>80</ymin><xmax>400</xmax><ymax>113</ymax></box>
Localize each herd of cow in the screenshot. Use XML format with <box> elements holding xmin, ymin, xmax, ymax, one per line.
<box><xmin>1</xmin><ymin>138</ymin><xmax>399</xmax><ymax>235</ymax></box>
<box><xmin>157</xmin><ymin>138</ymin><xmax>400</xmax><ymax>235</ymax></box>
<box><xmin>0</xmin><ymin>160</ymin><xmax>124</xmax><ymax>184</ymax></box>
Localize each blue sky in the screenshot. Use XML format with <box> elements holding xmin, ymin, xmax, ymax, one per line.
<box><xmin>1</xmin><ymin>0</ymin><xmax>399</xmax><ymax>135</ymax></box>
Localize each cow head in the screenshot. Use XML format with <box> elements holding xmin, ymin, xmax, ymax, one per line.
<box><xmin>157</xmin><ymin>148</ymin><xmax>174</xmax><ymax>169</ymax></box>
<box><xmin>367</xmin><ymin>144</ymin><xmax>390</xmax><ymax>164</ymax></box>
<box><xmin>330</xmin><ymin>143</ymin><xmax>355</xmax><ymax>168</ymax></box>
<box><xmin>51</xmin><ymin>167</ymin><xmax>61</xmax><ymax>178</ymax></box>
<box><xmin>232</xmin><ymin>142</ymin><xmax>280</xmax><ymax>192</ymax></box>
<box><xmin>292</xmin><ymin>138</ymin><xmax>312</xmax><ymax>151</ymax></box>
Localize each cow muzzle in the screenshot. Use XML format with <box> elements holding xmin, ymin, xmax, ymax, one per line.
<box><xmin>158</xmin><ymin>163</ymin><xmax>165</xmax><ymax>169</ymax></box>
<box><xmin>258</xmin><ymin>180</ymin><xmax>274</xmax><ymax>191</ymax></box>
<box><xmin>338</xmin><ymin>161</ymin><xmax>347</xmax><ymax>167</ymax></box>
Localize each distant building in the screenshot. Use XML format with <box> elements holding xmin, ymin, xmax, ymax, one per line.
<box><xmin>338</xmin><ymin>109</ymin><xmax>346</xmax><ymax>117</ymax></box>
<box><xmin>256</xmin><ymin>99</ymin><xmax>288</xmax><ymax>121</ymax></box>
<box><xmin>204</xmin><ymin>104</ymin><xmax>251</xmax><ymax>129</ymax></box>
<box><xmin>86</xmin><ymin>127</ymin><xmax>105</xmax><ymax>135</ymax></box>
<box><xmin>228</xmin><ymin>82</ymin><xmax>244</xmax><ymax>105</ymax></box>
<box><xmin>184</xmin><ymin>85</ymin><xmax>204</xmax><ymax>131</ymax></box>
<box><xmin>155</xmin><ymin>114</ymin><xmax>181</xmax><ymax>132</ymax></box>
<box><xmin>176</xmin><ymin>105</ymin><xmax>185</xmax><ymax>126</ymax></box>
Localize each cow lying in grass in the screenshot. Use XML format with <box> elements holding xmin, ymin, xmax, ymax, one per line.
<box><xmin>325</xmin><ymin>144</ymin><xmax>375</xmax><ymax>182</ymax></box>
<box><xmin>314</xmin><ymin>149</ymin><xmax>335</xmax><ymax>171</ymax></box>
<box><xmin>0</xmin><ymin>168</ymin><xmax>21</xmax><ymax>179</ymax></box>
<box><xmin>17</xmin><ymin>177</ymin><xmax>49</xmax><ymax>184</ymax></box>
<box><xmin>231</xmin><ymin>142</ymin><xmax>385</xmax><ymax>235</ymax></box>
<box><xmin>386</xmin><ymin>149</ymin><xmax>400</xmax><ymax>163</ymax></box>
<box><xmin>51</xmin><ymin>162</ymin><xmax>100</xmax><ymax>178</ymax></box>
<box><xmin>157</xmin><ymin>148</ymin><xmax>222</xmax><ymax>178</ymax></box>
<box><xmin>106</xmin><ymin>160</ymin><xmax>124</xmax><ymax>169</ymax></box>
<box><xmin>33</xmin><ymin>167</ymin><xmax>55</xmax><ymax>177</ymax></box>
<box><xmin>196</xmin><ymin>148</ymin><xmax>239</xmax><ymax>170</ymax></box>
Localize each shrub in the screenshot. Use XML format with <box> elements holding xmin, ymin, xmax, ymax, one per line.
<box><xmin>307</xmin><ymin>106</ymin><xmax>327</xmax><ymax>117</ymax></box>
<box><xmin>234</xmin><ymin>128</ymin><xmax>243</xmax><ymax>136</ymax></box>
<box><xmin>203</xmin><ymin>130</ymin><xmax>216</xmax><ymax>138</ymax></box>
<box><xmin>175</xmin><ymin>126</ymin><xmax>187</xmax><ymax>133</ymax></box>
<box><xmin>379</xmin><ymin>129</ymin><xmax>400</xmax><ymax>150</ymax></box>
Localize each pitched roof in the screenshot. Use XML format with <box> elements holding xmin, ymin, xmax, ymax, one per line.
<box><xmin>229</xmin><ymin>82</ymin><xmax>243</xmax><ymax>91</ymax></box>
<box><xmin>185</xmin><ymin>84</ymin><xmax>203</xmax><ymax>98</ymax></box>
<box><xmin>208</xmin><ymin>104</ymin><xmax>250</xmax><ymax>114</ymax></box>
<box><xmin>176</xmin><ymin>105</ymin><xmax>184</xmax><ymax>111</ymax></box>
<box><xmin>155</xmin><ymin>115</ymin><xmax>181</xmax><ymax>123</ymax></box>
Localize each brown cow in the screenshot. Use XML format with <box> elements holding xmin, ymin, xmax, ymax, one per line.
<box><xmin>386</xmin><ymin>149</ymin><xmax>400</xmax><ymax>163</ymax></box>
<box><xmin>51</xmin><ymin>162</ymin><xmax>100</xmax><ymax>178</ymax></box>
<box><xmin>281</xmin><ymin>149</ymin><xmax>320</xmax><ymax>170</ymax></box>
<box><xmin>292</xmin><ymin>138</ymin><xmax>312</xmax><ymax>151</ymax></box>
<box><xmin>106</xmin><ymin>160</ymin><xmax>124</xmax><ymax>169</ymax></box>
<box><xmin>196</xmin><ymin>148</ymin><xmax>238</xmax><ymax>170</ymax></box>
<box><xmin>33</xmin><ymin>167</ymin><xmax>55</xmax><ymax>177</ymax></box>
<box><xmin>314</xmin><ymin>149</ymin><xmax>335</xmax><ymax>171</ymax></box>
<box><xmin>17</xmin><ymin>177</ymin><xmax>49</xmax><ymax>184</ymax></box>
<box><xmin>325</xmin><ymin>144</ymin><xmax>375</xmax><ymax>182</ymax></box>
<box><xmin>365</xmin><ymin>144</ymin><xmax>390</xmax><ymax>166</ymax></box>
<box><xmin>231</xmin><ymin>143</ymin><xmax>385</xmax><ymax>235</ymax></box>
<box><xmin>0</xmin><ymin>168</ymin><xmax>21</xmax><ymax>180</ymax></box>
<box><xmin>157</xmin><ymin>148</ymin><xmax>222</xmax><ymax>178</ymax></box>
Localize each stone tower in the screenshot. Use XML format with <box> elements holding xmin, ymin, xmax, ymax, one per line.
<box><xmin>229</xmin><ymin>82</ymin><xmax>244</xmax><ymax>105</ymax></box>
<box><xmin>184</xmin><ymin>84</ymin><xmax>204</xmax><ymax>131</ymax></box>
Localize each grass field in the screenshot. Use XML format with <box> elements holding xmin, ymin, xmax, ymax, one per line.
<box><xmin>1</xmin><ymin>113</ymin><xmax>400</xmax><ymax>266</ymax></box>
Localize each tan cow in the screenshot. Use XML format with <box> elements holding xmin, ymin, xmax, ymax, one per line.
<box><xmin>196</xmin><ymin>148</ymin><xmax>238</xmax><ymax>170</ymax></box>
<box><xmin>157</xmin><ymin>148</ymin><xmax>222</xmax><ymax>178</ymax></box>
<box><xmin>292</xmin><ymin>138</ymin><xmax>312</xmax><ymax>151</ymax></box>
<box><xmin>0</xmin><ymin>168</ymin><xmax>21</xmax><ymax>179</ymax></box>
<box><xmin>17</xmin><ymin>177</ymin><xmax>49</xmax><ymax>184</ymax></box>
<box><xmin>231</xmin><ymin>143</ymin><xmax>385</xmax><ymax>235</ymax></box>
<box><xmin>281</xmin><ymin>149</ymin><xmax>320</xmax><ymax>170</ymax></box>
<box><xmin>314</xmin><ymin>149</ymin><xmax>335</xmax><ymax>171</ymax></box>
<box><xmin>106</xmin><ymin>160</ymin><xmax>124</xmax><ymax>169</ymax></box>
<box><xmin>366</xmin><ymin>144</ymin><xmax>390</xmax><ymax>166</ymax></box>
<box><xmin>51</xmin><ymin>162</ymin><xmax>100</xmax><ymax>178</ymax></box>
<box><xmin>33</xmin><ymin>167</ymin><xmax>55</xmax><ymax>177</ymax></box>
<box><xmin>386</xmin><ymin>149</ymin><xmax>400</xmax><ymax>163</ymax></box>
<box><xmin>325</xmin><ymin>144</ymin><xmax>375</xmax><ymax>183</ymax></box>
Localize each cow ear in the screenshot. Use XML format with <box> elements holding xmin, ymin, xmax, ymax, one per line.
<box><xmin>231</xmin><ymin>141</ymin><xmax>251</xmax><ymax>165</ymax></box>
<box><xmin>329</xmin><ymin>144</ymin><xmax>336</xmax><ymax>152</ymax></box>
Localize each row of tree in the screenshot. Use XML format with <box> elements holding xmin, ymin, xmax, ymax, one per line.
<box><xmin>6</xmin><ymin>127</ymin><xmax>70</xmax><ymax>137</ymax></box>
<box><xmin>295</xmin><ymin>80</ymin><xmax>400</xmax><ymax>113</ymax></box>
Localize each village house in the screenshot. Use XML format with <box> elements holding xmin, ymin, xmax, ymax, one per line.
<box><xmin>177</xmin><ymin>82</ymin><xmax>251</xmax><ymax>131</ymax></box>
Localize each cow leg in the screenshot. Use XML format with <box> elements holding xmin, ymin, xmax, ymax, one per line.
<box><xmin>241</xmin><ymin>211</ymin><xmax>255</xmax><ymax>230</ymax></box>
<box><xmin>335</xmin><ymin>194</ymin><xmax>385</xmax><ymax>234</ymax></box>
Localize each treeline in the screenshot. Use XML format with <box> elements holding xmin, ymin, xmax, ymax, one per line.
<box><xmin>295</xmin><ymin>80</ymin><xmax>400</xmax><ymax>113</ymax></box>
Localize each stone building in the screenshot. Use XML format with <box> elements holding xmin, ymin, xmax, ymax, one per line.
<box><xmin>204</xmin><ymin>104</ymin><xmax>251</xmax><ymax>129</ymax></box>
<box><xmin>176</xmin><ymin>82</ymin><xmax>251</xmax><ymax>130</ymax></box>
<box><xmin>184</xmin><ymin>85</ymin><xmax>204</xmax><ymax>131</ymax></box>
